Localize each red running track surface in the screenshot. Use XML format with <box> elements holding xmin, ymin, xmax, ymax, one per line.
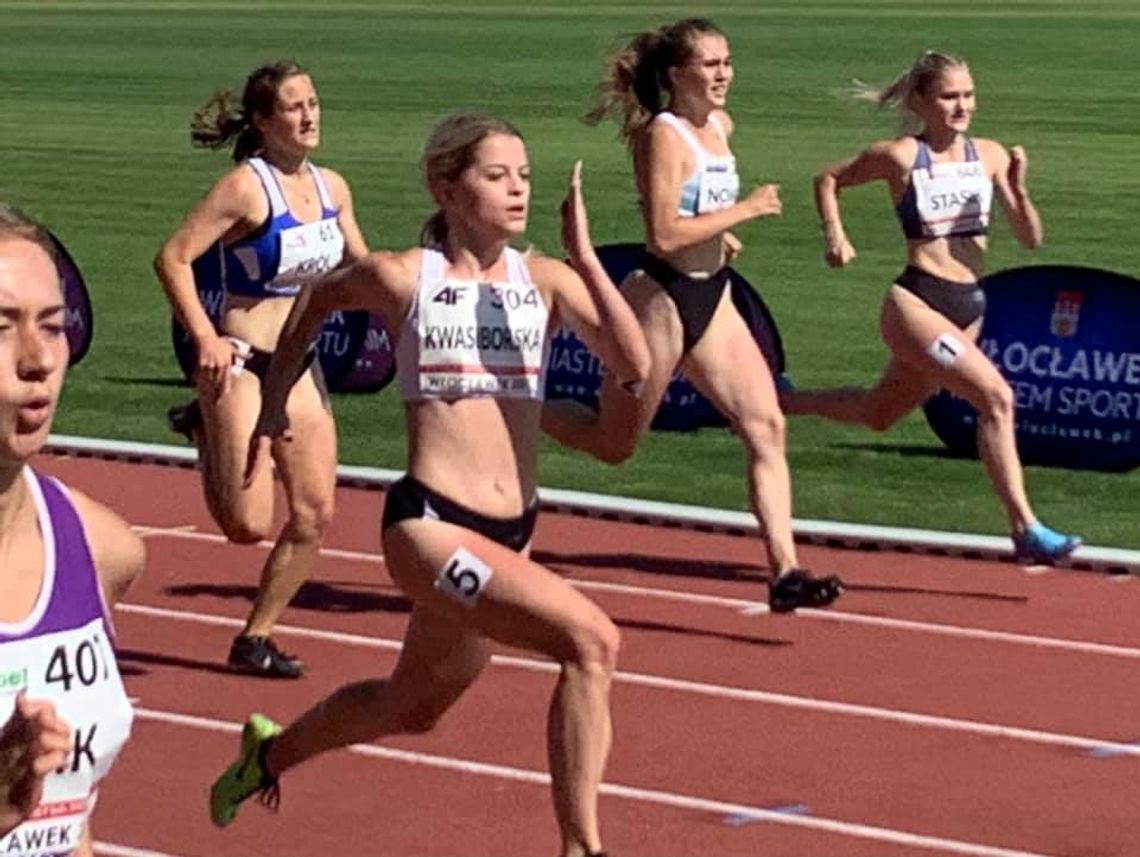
<box><xmin>29</xmin><ymin>453</ymin><xmax>1140</xmax><ymax>857</ymax></box>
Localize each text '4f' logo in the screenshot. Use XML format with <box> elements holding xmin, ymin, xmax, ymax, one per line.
<box><xmin>1050</xmin><ymin>290</ymin><xmax>1082</xmax><ymax>338</ymax></box>
<box><xmin>432</xmin><ymin>285</ymin><xmax>468</xmax><ymax>305</ymax></box>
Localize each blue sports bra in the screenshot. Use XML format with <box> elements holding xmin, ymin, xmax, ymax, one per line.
<box><xmin>198</xmin><ymin>157</ymin><xmax>346</xmax><ymax>298</ymax></box>
<box><xmin>895</xmin><ymin>137</ymin><xmax>993</xmax><ymax>240</ymax></box>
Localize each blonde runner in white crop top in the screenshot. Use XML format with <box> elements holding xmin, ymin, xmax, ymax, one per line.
<box><xmin>653</xmin><ymin>111</ymin><xmax>740</xmax><ymax>217</ymax></box>
<box><xmin>394</xmin><ymin>246</ymin><xmax>551</xmax><ymax>400</ymax></box>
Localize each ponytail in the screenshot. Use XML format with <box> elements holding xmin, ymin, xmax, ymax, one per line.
<box><xmin>849</xmin><ymin>50</ymin><xmax>968</xmax><ymax>133</ymax></box>
<box><xmin>587</xmin><ymin>17</ymin><xmax>724</xmax><ymax>150</ymax></box>
<box><xmin>187</xmin><ymin>60</ymin><xmax>306</xmax><ymax>163</ymax></box>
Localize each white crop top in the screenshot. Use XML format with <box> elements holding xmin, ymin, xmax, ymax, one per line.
<box><xmin>654</xmin><ymin>112</ymin><xmax>740</xmax><ymax>217</ymax></box>
<box><xmin>394</xmin><ymin>246</ymin><xmax>551</xmax><ymax>401</ymax></box>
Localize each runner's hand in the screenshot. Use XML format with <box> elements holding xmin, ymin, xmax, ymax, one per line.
<box><xmin>243</xmin><ymin>406</ymin><xmax>291</xmax><ymax>488</ymax></box>
<box><xmin>723</xmin><ymin>231</ymin><xmax>743</xmax><ymax>263</ymax></box>
<box><xmin>560</xmin><ymin>160</ymin><xmax>596</xmax><ymax>265</ymax></box>
<box><xmin>195</xmin><ymin>333</ymin><xmax>235</xmax><ymax>398</ymax></box>
<box><xmin>742</xmin><ymin>183</ymin><xmax>781</xmax><ymax>219</ymax></box>
<box><xmin>0</xmin><ymin>694</ymin><xmax>72</xmax><ymax>821</ymax></box>
<box><xmin>822</xmin><ymin>220</ymin><xmax>856</xmax><ymax>268</ymax></box>
<box><xmin>824</xmin><ymin>235</ymin><xmax>856</xmax><ymax>268</ymax></box>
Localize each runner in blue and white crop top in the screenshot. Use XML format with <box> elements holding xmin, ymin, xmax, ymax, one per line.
<box><xmin>652</xmin><ymin>112</ymin><xmax>741</xmax><ymax>216</ymax></box>
<box><xmin>895</xmin><ymin>137</ymin><xmax>993</xmax><ymax>240</ymax></box>
<box><xmin>196</xmin><ymin>156</ymin><xmax>346</xmax><ymax>298</ymax></box>
<box><xmin>394</xmin><ymin>246</ymin><xmax>551</xmax><ymax>401</ymax></box>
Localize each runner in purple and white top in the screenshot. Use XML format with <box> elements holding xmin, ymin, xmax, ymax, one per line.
<box><xmin>0</xmin><ymin>204</ymin><xmax>144</xmax><ymax>855</ymax></box>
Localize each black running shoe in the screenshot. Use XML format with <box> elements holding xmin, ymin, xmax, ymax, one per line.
<box><xmin>768</xmin><ymin>569</ymin><xmax>843</xmax><ymax>614</ymax></box>
<box><xmin>167</xmin><ymin>399</ymin><xmax>203</xmax><ymax>442</ymax></box>
<box><xmin>228</xmin><ymin>635</ymin><xmax>304</xmax><ymax>679</ymax></box>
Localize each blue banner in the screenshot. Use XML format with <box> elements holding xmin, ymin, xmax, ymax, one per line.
<box><xmin>333</xmin><ymin>312</ymin><xmax>396</xmax><ymax>393</ymax></box>
<box><xmin>923</xmin><ymin>265</ymin><xmax>1140</xmax><ymax>472</ymax></box>
<box><xmin>547</xmin><ymin>243</ymin><xmax>785</xmax><ymax>431</ymax></box>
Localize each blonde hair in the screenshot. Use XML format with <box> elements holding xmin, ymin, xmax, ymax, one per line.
<box><xmin>587</xmin><ymin>17</ymin><xmax>724</xmax><ymax>149</ymax></box>
<box><xmin>189</xmin><ymin>60</ymin><xmax>307</xmax><ymax>163</ymax></box>
<box><xmin>851</xmin><ymin>50</ymin><xmax>969</xmax><ymax>133</ymax></box>
<box><xmin>419</xmin><ymin>113</ymin><xmax>525</xmax><ymax>247</ymax></box>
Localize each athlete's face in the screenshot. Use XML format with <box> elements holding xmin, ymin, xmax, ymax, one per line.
<box><xmin>670</xmin><ymin>34</ymin><xmax>733</xmax><ymax>108</ymax></box>
<box><xmin>447</xmin><ymin>133</ymin><xmax>531</xmax><ymax>238</ymax></box>
<box><xmin>0</xmin><ymin>238</ymin><xmax>67</xmax><ymax>466</ymax></box>
<box><xmin>918</xmin><ymin>67</ymin><xmax>975</xmax><ymax>135</ymax></box>
<box><xmin>257</xmin><ymin>74</ymin><xmax>321</xmax><ymax>153</ymax></box>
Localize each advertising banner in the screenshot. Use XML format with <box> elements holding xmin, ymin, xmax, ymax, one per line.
<box><xmin>923</xmin><ymin>265</ymin><xmax>1140</xmax><ymax>471</ymax></box>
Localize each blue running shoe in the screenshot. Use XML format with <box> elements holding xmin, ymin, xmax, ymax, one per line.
<box><xmin>1013</xmin><ymin>522</ymin><xmax>1081</xmax><ymax>563</ymax></box>
<box><xmin>775</xmin><ymin>372</ymin><xmax>795</xmax><ymax>394</ymax></box>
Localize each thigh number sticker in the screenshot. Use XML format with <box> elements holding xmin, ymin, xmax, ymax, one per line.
<box><xmin>435</xmin><ymin>547</ymin><xmax>493</xmax><ymax>608</ymax></box>
<box><xmin>928</xmin><ymin>332</ymin><xmax>964</xmax><ymax>368</ymax></box>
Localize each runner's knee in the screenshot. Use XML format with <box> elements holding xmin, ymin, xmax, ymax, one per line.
<box><xmin>864</xmin><ymin>388</ymin><xmax>908</xmax><ymax>432</ymax></box>
<box><xmin>598</xmin><ymin>434</ymin><xmax>637</xmax><ymax>465</ymax></box>
<box><xmin>333</xmin><ymin>678</ymin><xmax>450</xmax><ymax>737</ymax></box>
<box><xmin>976</xmin><ymin>381</ymin><xmax>1014</xmax><ymax>425</ymax></box>
<box><xmin>395</xmin><ymin>700</ymin><xmax>452</xmax><ymax>735</ymax></box>
<box><xmin>393</xmin><ymin>684</ymin><xmax>468</xmax><ymax>736</ymax></box>
<box><xmin>287</xmin><ymin>494</ymin><xmax>335</xmax><ymax>544</ymax></box>
<box><xmin>865</xmin><ymin>403</ymin><xmax>904</xmax><ymax>433</ymax></box>
<box><xmin>736</xmin><ymin>410</ymin><xmax>786</xmax><ymax>456</ymax></box>
<box><xmin>218</xmin><ymin>513</ymin><xmax>272</xmax><ymax>545</ymax></box>
<box><xmin>568</xmin><ymin>612</ymin><xmax>621</xmax><ymax>676</ymax></box>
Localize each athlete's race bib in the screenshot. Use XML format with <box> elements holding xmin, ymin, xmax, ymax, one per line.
<box><xmin>695</xmin><ymin>163</ymin><xmax>740</xmax><ymax>215</ymax></box>
<box><xmin>270</xmin><ymin>218</ymin><xmax>345</xmax><ymax>293</ymax></box>
<box><xmin>0</xmin><ymin>618</ymin><xmax>133</xmax><ymax>857</ymax></box>
<box><xmin>912</xmin><ymin>161</ymin><xmax>992</xmax><ymax>238</ymax></box>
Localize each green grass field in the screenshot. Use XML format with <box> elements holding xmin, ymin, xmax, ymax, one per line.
<box><xmin>2</xmin><ymin>0</ymin><xmax>1137</xmax><ymax>546</ymax></box>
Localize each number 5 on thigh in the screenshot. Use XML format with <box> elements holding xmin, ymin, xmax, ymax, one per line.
<box><xmin>434</xmin><ymin>547</ymin><xmax>494</xmax><ymax>608</ymax></box>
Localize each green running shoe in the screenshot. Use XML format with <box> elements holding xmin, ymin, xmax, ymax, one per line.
<box><xmin>210</xmin><ymin>713</ymin><xmax>282</xmax><ymax>827</ymax></box>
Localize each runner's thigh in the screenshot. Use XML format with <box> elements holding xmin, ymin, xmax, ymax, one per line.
<box><xmin>198</xmin><ymin>370</ymin><xmax>274</xmax><ymax>526</ymax></box>
<box><xmin>272</xmin><ymin>368</ymin><xmax>337</xmax><ymax>521</ymax></box>
<box><xmin>384</xmin><ymin>520</ymin><xmax>614</xmax><ymax>664</ymax></box>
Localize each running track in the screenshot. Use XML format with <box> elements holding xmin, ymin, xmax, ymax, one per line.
<box><xmin>32</xmin><ymin>452</ymin><xmax>1140</xmax><ymax>857</ymax></box>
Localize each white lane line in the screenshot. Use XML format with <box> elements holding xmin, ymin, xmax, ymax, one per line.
<box><xmin>94</xmin><ymin>844</ymin><xmax>191</xmax><ymax>857</ymax></box>
<box><xmin>116</xmin><ymin>602</ymin><xmax>1140</xmax><ymax>758</ymax></box>
<box><xmin>132</xmin><ymin>706</ymin><xmax>1061</xmax><ymax>857</ymax></box>
<box><xmin>133</xmin><ymin>523</ymin><xmax>1140</xmax><ymax>660</ymax></box>
<box><xmin>132</xmin><ymin>524</ymin><xmax>383</xmax><ymax>564</ymax></box>
<box><xmin>558</xmin><ymin>580</ymin><xmax>1140</xmax><ymax>662</ymax></box>
<box><xmin>132</xmin><ymin>524</ymin><xmax>197</xmax><ymax>537</ymax></box>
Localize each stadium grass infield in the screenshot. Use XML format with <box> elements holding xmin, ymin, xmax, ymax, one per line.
<box><xmin>3</xmin><ymin>0</ymin><xmax>1137</xmax><ymax>547</ymax></box>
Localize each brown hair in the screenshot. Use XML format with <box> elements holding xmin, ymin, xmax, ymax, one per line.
<box><xmin>189</xmin><ymin>60</ymin><xmax>307</xmax><ymax>162</ymax></box>
<box><xmin>851</xmin><ymin>50</ymin><xmax>969</xmax><ymax>132</ymax></box>
<box><xmin>418</xmin><ymin>113</ymin><xmax>525</xmax><ymax>247</ymax></box>
<box><xmin>0</xmin><ymin>203</ymin><xmax>59</xmax><ymax>268</ymax></box>
<box><xmin>587</xmin><ymin>17</ymin><xmax>725</xmax><ymax>149</ymax></box>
